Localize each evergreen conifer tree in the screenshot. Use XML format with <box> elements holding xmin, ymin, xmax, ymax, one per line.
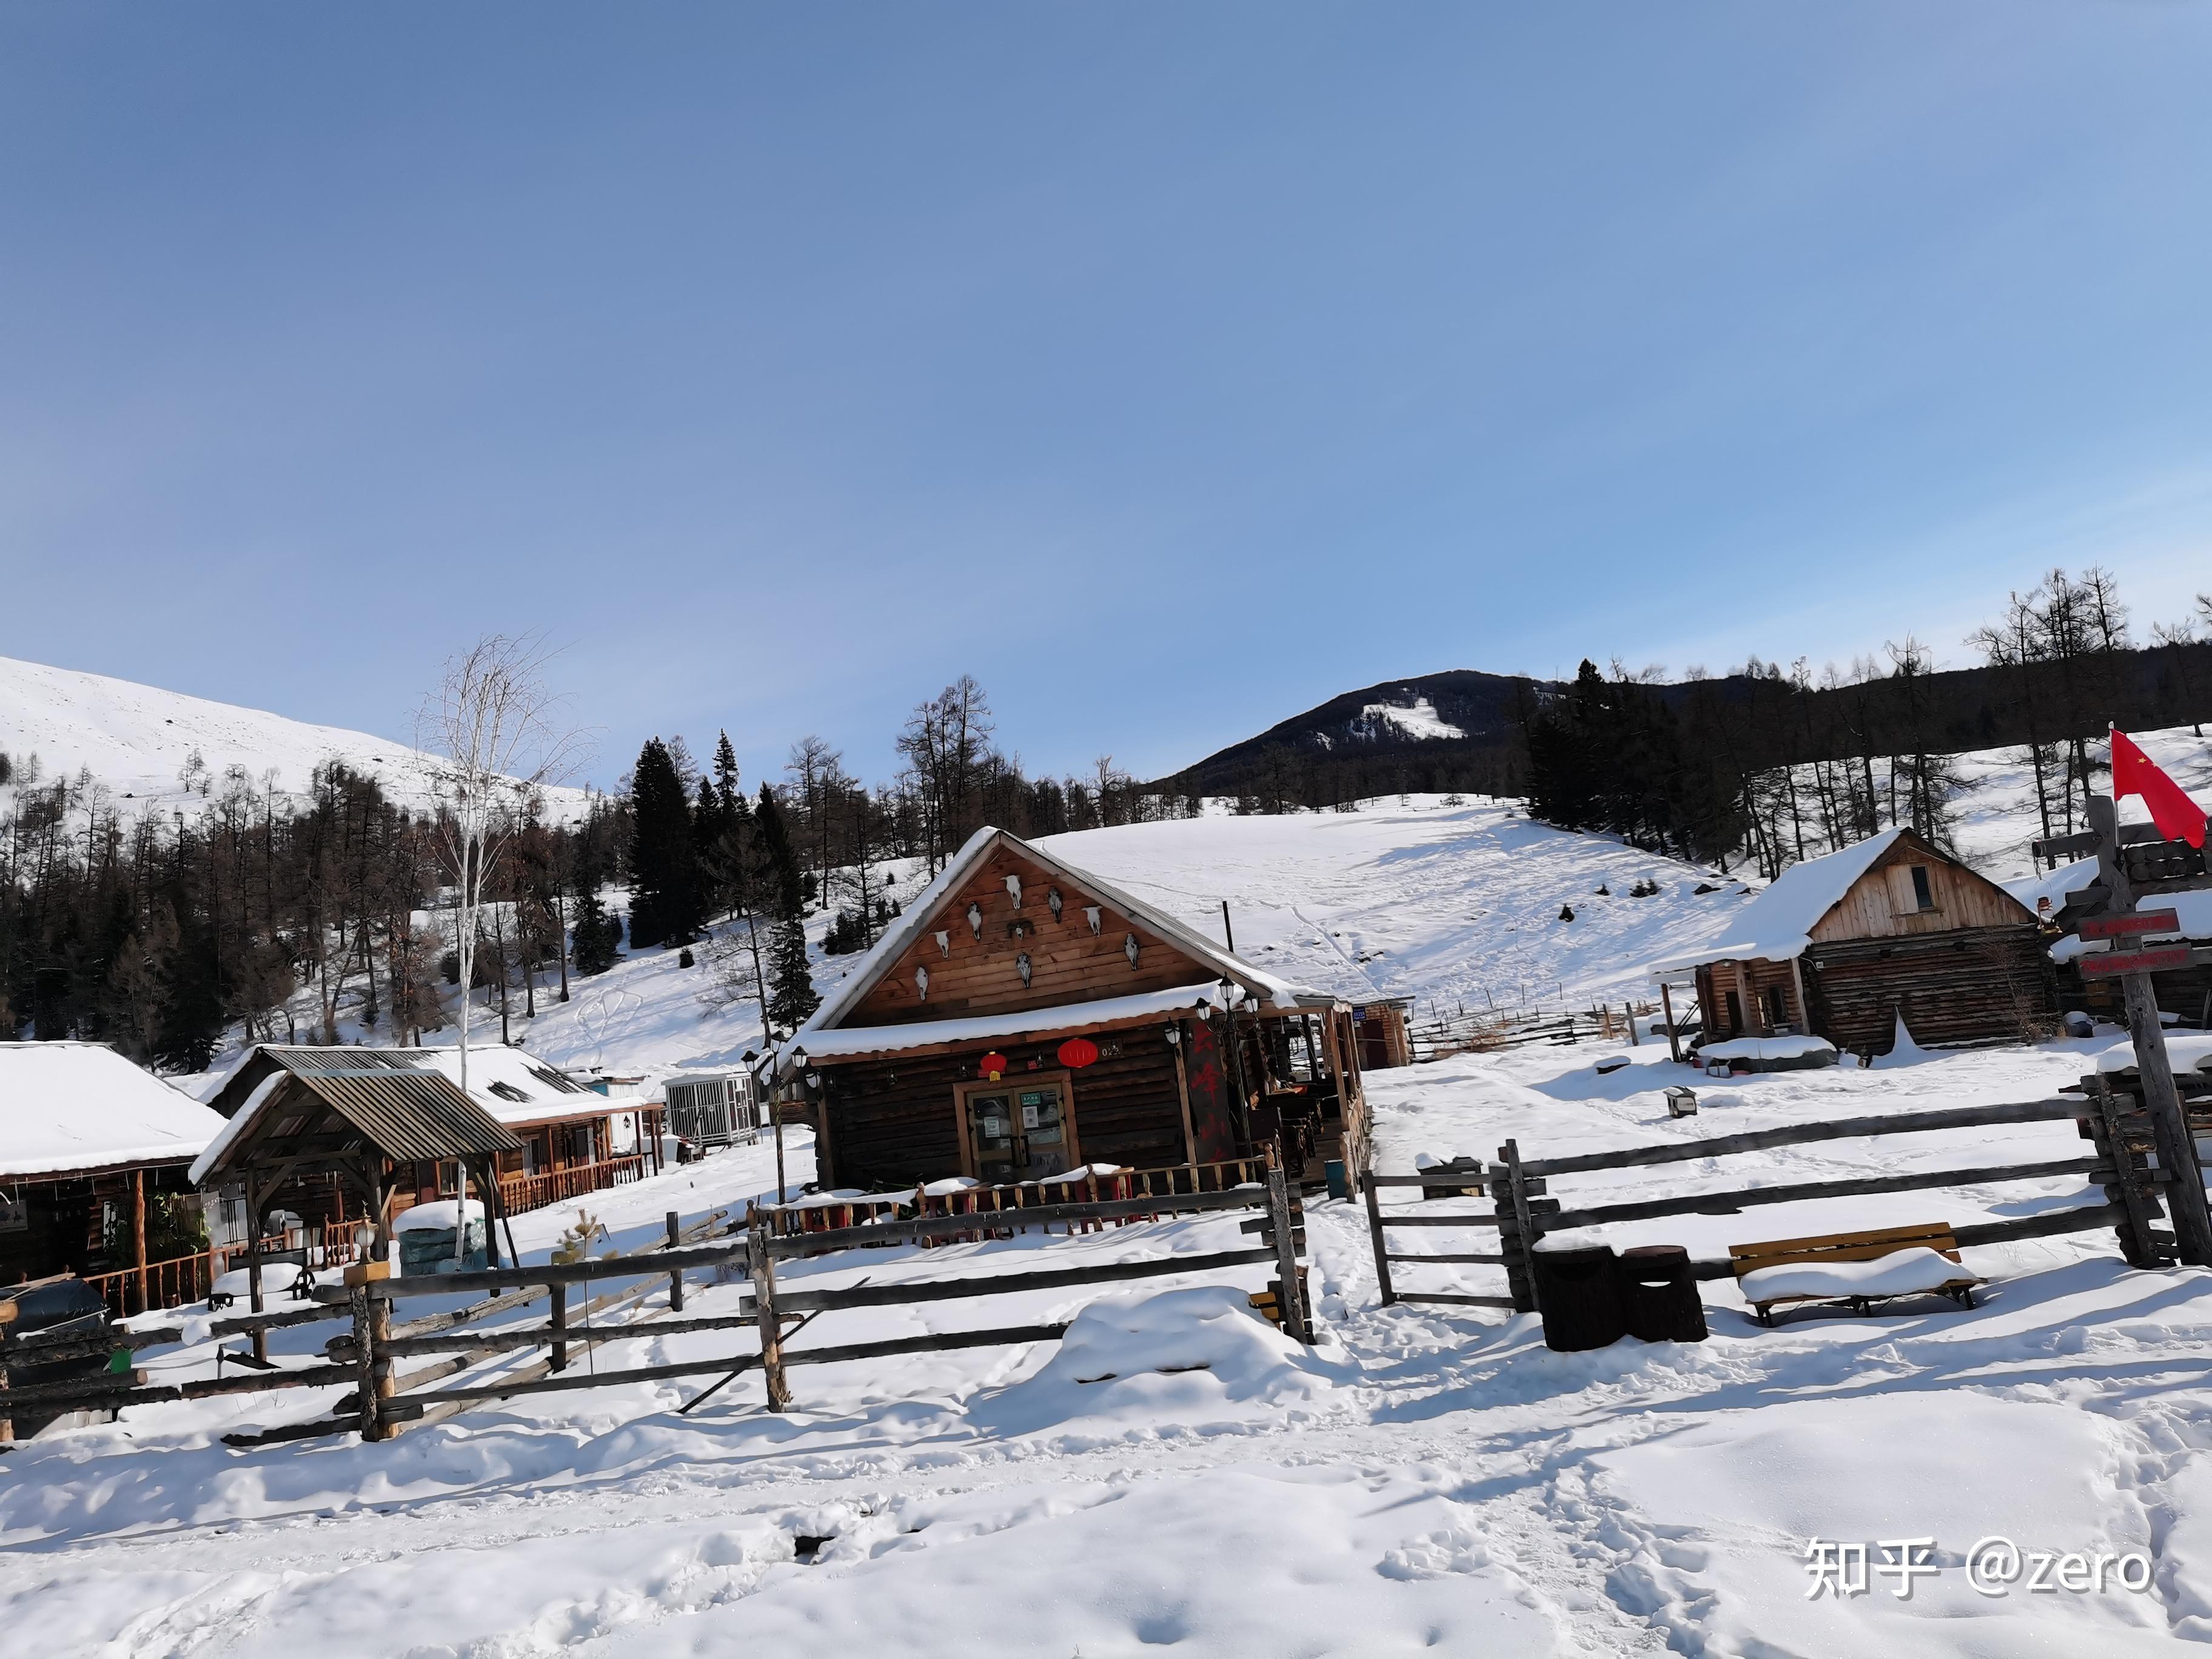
<box><xmin>628</xmin><ymin>737</ymin><xmax>702</xmax><ymax>947</ymax></box>
<box><xmin>766</xmin><ymin>911</ymin><xmax>819</xmax><ymax>1030</ymax></box>
<box><xmin>752</xmin><ymin>783</ymin><xmax>805</xmax><ymax>916</ymax></box>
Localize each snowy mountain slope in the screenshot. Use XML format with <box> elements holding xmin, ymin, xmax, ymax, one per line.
<box><xmin>0</xmin><ymin>654</ymin><xmax>589</xmax><ymax>820</ymax></box>
<box><xmin>1034</xmin><ymin>799</ymin><xmax>1741</xmax><ymax>1015</ymax></box>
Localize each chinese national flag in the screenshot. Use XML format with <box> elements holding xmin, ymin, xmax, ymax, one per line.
<box><xmin>2111</xmin><ymin>729</ymin><xmax>2208</xmax><ymax>850</ymax></box>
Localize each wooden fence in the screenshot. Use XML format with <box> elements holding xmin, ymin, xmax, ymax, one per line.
<box><xmin>1363</xmin><ymin>1073</ymin><xmax>2203</xmax><ymax>1314</ymax></box>
<box><xmin>4</xmin><ymin>1162</ymin><xmax>1307</xmax><ymax>1447</ymax></box>
<box><xmin>1406</xmin><ymin>1001</ymin><xmax>1663</xmax><ymax>1064</ymax></box>
<box><xmin>764</xmin><ymin>1157</ymin><xmax>1270</xmax><ymax>1243</ymax></box>
<box><xmin>80</xmin><ymin>1227</ymin><xmax>365</xmax><ymax>1319</ymax></box>
<box><xmin>496</xmin><ymin>1155</ymin><xmax>648</xmax><ymax>1217</ymax></box>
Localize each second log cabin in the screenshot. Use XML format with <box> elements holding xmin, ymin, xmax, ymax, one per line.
<box><xmin>1652</xmin><ymin>827</ymin><xmax>2056</xmax><ymax>1056</ymax></box>
<box><xmin>780</xmin><ymin>826</ymin><xmax>1370</xmax><ymax>1192</ymax></box>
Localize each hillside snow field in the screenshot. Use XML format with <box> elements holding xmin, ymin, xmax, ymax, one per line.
<box><xmin>281</xmin><ymin>797</ymin><xmax>1749</xmax><ymax>1099</ymax></box>
<box><xmin>0</xmin><ymin>653</ymin><xmax>589</xmax><ymax>820</ymax></box>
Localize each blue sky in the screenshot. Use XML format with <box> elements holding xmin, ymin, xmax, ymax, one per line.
<box><xmin>4</xmin><ymin>4</ymin><xmax>2210</xmax><ymax>792</ymax></box>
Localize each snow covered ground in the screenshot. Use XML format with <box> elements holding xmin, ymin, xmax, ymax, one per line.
<box><xmin>14</xmin><ymin>1030</ymin><xmax>2212</xmax><ymax>1655</ymax></box>
<box><xmin>0</xmin><ymin>652</ymin><xmax>590</xmax><ymax>822</ymax></box>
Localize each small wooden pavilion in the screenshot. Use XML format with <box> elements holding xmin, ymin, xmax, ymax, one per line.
<box><xmin>780</xmin><ymin>826</ymin><xmax>1369</xmax><ymax>1193</ymax></box>
<box><xmin>207</xmin><ymin>1044</ymin><xmax>657</xmax><ymax>1216</ymax></box>
<box><xmin>1652</xmin><ymin>827</ymin><xmax>2055</xmax><ymax>1055</ymax></box>
<box><xmin>191</xmin><ymin>1047</ymin><xmax>523</xmax><ymax>1266</ymax></box>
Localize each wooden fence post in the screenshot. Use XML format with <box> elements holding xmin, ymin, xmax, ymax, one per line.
<box><xmin>2090</xmin><ymin>793</ymin><xmax>2212</xmax><ymax>1266</ymax></box>
<box><xmin>1362</xmin><ymin>1171</ymin><xmax>1396</xmax><ymax>1307</ymax></box>
<box><xmin>1495</xmin><ymin>1139</ymin><xmax>1541</xmax><ymax>1314</ymax></box>
<box><xmin>550</xmin><ymin>1282</ymin><xmax>569</xmax><ymax>1372</ymax></box>
<box><xmin>748</xmin><ymin>1205</ymin><xmax>790</xmax><ymax>1411</ymax></box>
<box><xmin>1263</xmin><ymin>1151</ymin><xmax>1309</xmax><ymax>1344</ymax></box>
<box><xmin>2092</xmin><ymin>1073</ymin><xmax>2173</xmax><ymax>1268</ymax></box>
<box><xmin>666</xmin><ymin>1212</ymin><xmax>685</xmax><ymax>1312</ymax></box>
<box><xmin>349</xmin><ymin>1284</ymin><xmax>384</xmax><ymax>1441</ymax></box>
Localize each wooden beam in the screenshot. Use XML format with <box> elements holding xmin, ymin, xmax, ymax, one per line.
<box><xmin>1519</xmin><ymin>1096</ymin><xmax>2086</xmax><ymax>1178</ymax></box>
<box><xmin>1172</xmin><ymin>1028</ymin><xmax>1198</xmax><ymax>1167</ymax></box>
<box><xmin>131</xmin><ymin>1169</ymin><xmax>148</xmax><ymax>1317</ymax></box>
<box><xmin>1538</xmin><ymin>1155</ymin><xmax>2103</xmax><ymax>1231</ymax></box>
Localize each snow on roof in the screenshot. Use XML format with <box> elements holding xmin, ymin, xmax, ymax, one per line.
<box><xmin>791</xmin><ymin>826</ymin><xmax>1312</xmax><ymax>1059</ymax></box>
<box><xmin>0</xmin><ymin>1042</ymin><xmax>229</xmax><ymax>1179</ymax></box>
<box><xmin>793</xmin><ymin>984</ymin><xmax>1235</xmax><ymax>1061</ymax></box>
<box><xmin>188</xmin><ymin>1045</ymin><xmax>581</xmax><ymax>1182</ymax></box>
<box><xmin>403</xmin><ymin>1045</ymin><xmax>608</xmax><ymax>1127</ymax></box>
<box><xmin>1649</xmin><ymin>829</ymin><xmax>1914</xmax><ymax>973</ymax></box>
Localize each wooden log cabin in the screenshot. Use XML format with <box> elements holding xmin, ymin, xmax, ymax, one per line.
<box><xmin>0</xmin><ymin>1042</ymin><xmax>227</xmax><ymax>1304</ymax></box>
<box><xmin>1652</xmin><ymin>827</ymin><xmax>2056</xmax><ymax>1056</ymax></box>
<box><xmin>780</xmin><ymin>827</ymin><xmax>1371</xmax><ymax>1192</ymax></box>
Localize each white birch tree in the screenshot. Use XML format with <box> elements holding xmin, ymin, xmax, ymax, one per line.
<box><xmin>416</xmin><ymin>636</ymin><xmax>583</xmax><ymax>1253</ymax></box>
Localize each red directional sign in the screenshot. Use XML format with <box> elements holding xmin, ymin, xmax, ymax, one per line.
<box><xmin>2080</xmin><ymin>945</ymin><xmax>2194</xmax><ymax>979</ymax></box>
<box><xmin>2080</xmin><ymin>909</ymin><xmax>2180</xmax><ymax>941</ymax></box>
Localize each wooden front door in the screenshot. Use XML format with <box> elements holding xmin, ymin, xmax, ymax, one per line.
<box><xmin>957</xmin><ymin>1072</ymin><xmax>1081</xmax><ymax>1182</ymax></box>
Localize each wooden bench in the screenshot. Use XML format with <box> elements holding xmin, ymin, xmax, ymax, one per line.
<box><xmin>1728</xmin><ymin>1222</ymin><xmax>1983</xmax><ymax>1326</ymax></box>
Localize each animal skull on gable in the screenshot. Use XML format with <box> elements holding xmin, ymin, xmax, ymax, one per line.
<box><xmin>967</xmin><ymin>901</ymin><xmax>983</xmax><ymax>939</ymax></box>
<box><xmin>1016</xmin><ymin>951</ymin><xmax>1033</xmax><ymax>988</ymax></box>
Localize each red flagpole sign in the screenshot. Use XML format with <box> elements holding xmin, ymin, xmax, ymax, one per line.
<box><xmin>2111</xmin><ymin>729</ymin><xmax>2208</xmax><ymax>850</ymax></box>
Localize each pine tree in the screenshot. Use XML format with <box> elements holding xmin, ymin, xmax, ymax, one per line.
<box><xmin>752</xmin><ymin>783</ymin><xmax>805</xmax><ymax>916</ymax></box>
<box><xmin>766</xmin><ymin>911</ymin><xmax>820</xmax><ymax>1030</ymax></box>
<box><xmin>571</xmin><ymin>883</ymin><xmax>623</xmax><ymax>975</ymax></box>
<box><xmin>628</xmin><ymin>737</ymin><xmax>702</xmax><ymax>948</ymax></box>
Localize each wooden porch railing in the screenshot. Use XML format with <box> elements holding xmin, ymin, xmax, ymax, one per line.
<box><xmin>497</xmin><ymin>1155</ymin><xmax>648</xmax><ymax>1216</ymax></box>
<box><xmin>768</xmin><ymin>1157</ymin><xmax>1267</xmax><ymax>1244</ymax></box>
<box><xmin>81</xmin><ymin>1227</ymin><xmax>365</xmax><ymax>1318</ymax></box>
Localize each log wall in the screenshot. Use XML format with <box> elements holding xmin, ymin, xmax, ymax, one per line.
<box><xmin>820</xmin><ymin>1024</ymin><xmax>1201</xmax><ymax>1190</ymax></box>
<box><xmin>1803</xmin><ymin>925</ymin><xmax>2056</xmax><ymax>1053</ymax></box>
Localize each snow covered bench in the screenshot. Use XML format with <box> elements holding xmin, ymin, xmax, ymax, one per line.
<box><xmin>1729</xmin><ymin>1223</ymin><xmax>1983</xmax><ymax>1326</ymax></box>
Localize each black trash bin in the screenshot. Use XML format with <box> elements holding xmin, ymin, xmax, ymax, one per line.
<box><xmin>1532</xmin><ymin>1242</ymin><xmax>1624</xmax><ymax>1352</ymax></box>
<box><xmin>1618</xmin><ymin>1244</ymin><xmax>1709</xmax><ymax>1343</ymax></box>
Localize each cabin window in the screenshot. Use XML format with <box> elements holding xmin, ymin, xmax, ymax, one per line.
<box><xmin>1763</xmin><ymin>985</ymin><xmax>1789</xmax><ymax>1028</ymax></box>
<box><xmin>1888</xmin><ymin>863</ymin><xmax>1939</xmax><ymax>914</ymax></box>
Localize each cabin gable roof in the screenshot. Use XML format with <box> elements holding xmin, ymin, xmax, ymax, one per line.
<box><xmin>800</xmin><ymin>826</ymin><xmax>1307</xmax><ymax>1042</ymax></box>
<box><xmin>1652</xmin><ymin>827</ymin><xmax>2037</xmax><ymax>974</ymax></box>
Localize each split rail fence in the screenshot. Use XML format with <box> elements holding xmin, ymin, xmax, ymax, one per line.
<box><xmin>2</xmin><ymin>1164</ymin><xmax>1308</xmax><ymax>1447</ymax></box>
<box><xmin>1362</xmin><ymin>1071</ymin><xmax>2204</xmax><ymax>1313</ymax></box>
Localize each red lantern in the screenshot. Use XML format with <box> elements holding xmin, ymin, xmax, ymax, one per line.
<box><xmin>979</xmin><ymin>1051</ymin><xmax>1011</xmax><ymax>1081</ymax></box>
<box><xmin>1057</xmin><ymin>1037</ymin><xmax>1099</xmax><ymax>1070</ymax></box>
